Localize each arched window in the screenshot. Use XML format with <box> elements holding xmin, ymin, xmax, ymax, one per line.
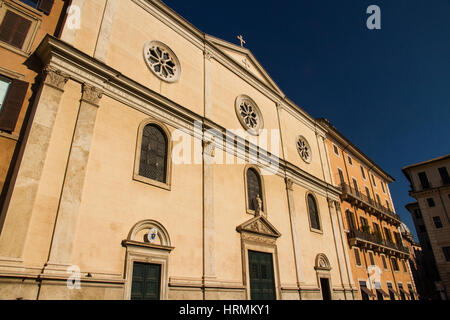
<box><xmin>307</xmin><ymin>194</ymin><xmax>321</xmax><ymax>230</ymax></box>
<box><xmin>246</xmin><ymin>168</ymin><xmax>263</xmax><ymax>212</ymax></box>
<box><xmin>139</xmin><ymin>124</ymin><xmax>168</xmax><ymax>183</ymax></box>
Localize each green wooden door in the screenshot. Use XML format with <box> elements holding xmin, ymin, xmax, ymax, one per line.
<box><xmin>248</xmin><ymin>250</ymin><xmax>276</xmax><ymax>300</ymax></box>
<box><xmin>131</xmin><ymin>262</ymin><xmax>161</xmax><ymax>300</ymax></box>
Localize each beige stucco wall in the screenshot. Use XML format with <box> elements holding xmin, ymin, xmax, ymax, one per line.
<box><xmin>0</xmin><ymin>0</ymin><xmax>354</xmax><ymax>300</ymax></box>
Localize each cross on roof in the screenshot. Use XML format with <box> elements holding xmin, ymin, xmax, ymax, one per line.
<box><xmin>237</xmin><ymin>35</ymin><xmax>246</xmax><ymax>47</ymax></box>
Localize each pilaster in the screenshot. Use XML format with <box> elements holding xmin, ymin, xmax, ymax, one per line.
<box><xmin>0</xmin><ymin>66</ymin><xmax>69</xmax><ymax>264</ymax></box>
<box><xmin>285</xmin><ymin>178</ymin><xmax>305</xmax><ymax>291</ymax></box>
<box><xmin>202</xmin><ymin>135</ymin><xmax>216</xmax><ymax>287</ymax></box>
<box><xmin>44</xmin><ymin>83</ymin><xmax>102</xmax><ymax>274</ymax></box>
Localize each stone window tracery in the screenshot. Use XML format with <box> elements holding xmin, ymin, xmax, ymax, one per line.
<box><xmin>144</xmin><ymin>41</ymin><xmax>181</xmax><ymax>82</ymax></box>
<box><xmin>235</xmin><ymin>95</ymin><xmax>263</xmax><ymax>135</ymax></box>
<box><xmin>297</xmin><ymin>136</ymin><xmax>312</xmax><ymax>163</ymax></box>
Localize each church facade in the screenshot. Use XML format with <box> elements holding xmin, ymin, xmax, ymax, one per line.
<box><xmin>0</xmin><ymin>0</ymin><xmax>408</xmax><ymax>300</ymax></box>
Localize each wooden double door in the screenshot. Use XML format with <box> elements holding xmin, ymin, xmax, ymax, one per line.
<box><xmin>248</xmin><ymin>250</ymin><xmax>276</xmax><ymax>300</ymax></box>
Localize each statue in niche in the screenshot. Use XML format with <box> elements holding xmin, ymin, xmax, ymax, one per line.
<box><xmin>255</xmin><ymin>194</ymin><xmax>264</xmax><ymax>217</ymax></box>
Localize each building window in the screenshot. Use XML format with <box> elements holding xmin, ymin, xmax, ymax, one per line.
<box><xmin>387</xmin><ymin>283</ymin><xmax>396</xmax><ymax>300</ymax></box>
<box><xmin>376</xmin><ymin>194</ymin><xmax>381</xmax><ymax>205</ymax></box>
<box><xmin>354</xmin><ymin>248</ymin><xmax>361</xmax><ymax>266</ymax></box>
<box><xmin>398</xmin><ymin>283</ymin><xmax>406</xmax><ymax>300</ymax></box>
<box><xmin>139</xmin><ymin>124</ymin><xmax>168</xmax><ymax>183</ymax></box>
<box><xmin>235</xmin><ymin>95</ymin><xmax>263</xmax><ymax>135</ymax></box>
<box><xmin>381</xmin><ymin>181</ymin><xmax>386</xmax><ymax>193</ymax></box>
<box><xmin>369</xmin><ymin>252</ymin><xmax>375</xmax><ymax>266</ymax></box>
<box><xmin>333</xmin><ymin>144</ymin><xmax>339</xmax><ymax>156</ymax></box>
<box><xmin>352</xmin><ymin>178</ymin><xmax>359</xmax><ymax>194</ymax></box>
<box><xmin>0</xmin><ymin>75</ymin><xmax>11</xmax><ymax>112</ymax></box>
<box><xmin>407</xmin><ymin>284</ymin><xmax>416</xmax><ymax>300</ymax></box>
<box><xmin>371</xmin><ymin>174</ymin><xmax>377</xmax><ymax>187</ymax></box>
<box><xmin>0</xmin><ymin>75</ymin><xmax>28</xmax><ymax>132</ymax></box>
<box><xmin>427</xmin><ymin>198</ymin><xmax>435</xmax><ymax>208</ymax></box>
<box><xmin>307</xmin><ymin>194</ymin><xmax>321</xmax><ymax>231</ymax></box>
<box><xmin>365</xmin><ymin>187</ymin><xmax>371</xmax><ymax>201</ymax></box>
<box><xmin>18</xmin><ymin>0</ymin><xmax>54</xmax><ymax>14</ymax></box>
<box><xmin>134</xmin><ymin>120</ymin><xmax>172</xmax><ymax>190</ymax></box>
<box><xmin>384</xmin><ymin>227</ymin><xmax>393</xmax><ymax>242</ymax></box>
<box><xmin>402</xmin><ymin>259</ymin><xmax>408</xmax><ymax>273</ymax></box>
<box><xmin>338</xmin><ymin>169</ymin><xmax>345</xmax><ymax>186</ymax></box>
<box><xmin>433</xmin><ymin>216</ymin><xmax>443</xmax><ymax>229</ymax></box>
<box><xmin>360</xmin><ymin>217</ymin><xmax>369</xmax><ymax>233</ymax></box>
<box><xmin>246</xmin><ymin>167</ymin><xmax>264</xmax><ymax>213</ymax></box>
<box><xmin>0</xmin><ymin>10</ymin><xmax>31</xmax><ymax>49</ymax></box>
<box><xmin>296</xmin><ymin>136</ymin><xmax>312</xmax><ymax>163</ymax></box>
<box><xmin>418</xmin><ymin>172</ymin><xmax>430</xmax><ymax>189</ymax></box>
<box><xmin>391</xmin><ymin>258</ymin><xmax>399</xmax><ymax>271</ymax></box>
<box><xmin>442</xmin><ymin>247</ymin><xmax>450</xmax><ymax>262</ymax></box>
<box><xmin>347</xmin><ymin>155</ymin><xmax>353</xmax><ymax>166</ymax></box>
<box><xmin>143</xmin><ymin>41</ymin><xmax>181</xmax><ymax>83</ymax></box>
<box><xmin>346</xmin><ymin>210</ymin><xmax>356</xmax><ymax>230</ymax></box>
<box><xmin>414</xmin><ymin>209</ymin><xmax>422</xmax><ymax>219</ymax></box>
<box><xmin>385</xmin><ymin>200</ymin><xmax>390</xmax><ymax>210</ymax></box>
<box><xmin>438</xmin><ymin>167</ymin><xmax>450</xmax><ymax>185</ymax></box>
<box><xmin>381</xmin><ymin>255</ymin><xmax>388</xmax><ymax>269</ymax></box>
<box><xmin>360</xmin><ymin>165</ymin><xmax>366</xmax><ymax>179</ymax></box>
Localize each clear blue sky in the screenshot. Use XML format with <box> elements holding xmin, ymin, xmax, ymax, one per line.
<box><xmin>164</xmin><ymin>0</ymin><xmax>450</xmax><ymax>241</ymax></box>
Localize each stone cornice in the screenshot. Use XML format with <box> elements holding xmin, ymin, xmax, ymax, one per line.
<box><xmin>34</xmin><ymin>35</ymin><xmax>340</xmax><ymax>198</ymax></box>
<box><xmin>134</xmin><ymin>0</ymin><xmax>323</xmax><ymax>135</ymax></box>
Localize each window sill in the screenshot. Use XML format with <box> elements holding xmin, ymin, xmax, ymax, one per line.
<box><xmin>0</xmin><ymin>130</ymin><xmax>19</xmax><ymax>141</ymax></box>
<box><xmin>310</xmin><ymin>227</ymin><xmax>323</xmax><ymax>235</ymax></box>
<box><xmin>133</xmin><ymin>174</ymin><xmax>171</xmax><ymax>191</ymax></box>
<box><xmin>0</xmin><ymin>41</ymin><xmax>30</xmax><ymax>57</ymax></box>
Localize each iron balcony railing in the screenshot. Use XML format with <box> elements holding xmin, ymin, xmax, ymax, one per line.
<box><xmin>340</xmin><ymin>183</ymin><xmax>401</xmax><ymax>222</ymax></box>
<box><xmin>348</xmin><ymin>229</ymin><xmax>410</xmax><ymax>255</ymax></box>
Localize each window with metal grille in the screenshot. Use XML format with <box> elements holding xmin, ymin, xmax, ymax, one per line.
<box><xmin>139</xmin><ymin>124</ymin><xmax>168</xmax><ymax>183</ymax></box>
<box><xmin>307</xmin><ymin>194</ymin><xmax>320</xmax><ymax>230</ymax></box>
<box><xmin>247</xmin><ymin>168</ymin><xmax>263</xmax><ymax>211</ymax></box>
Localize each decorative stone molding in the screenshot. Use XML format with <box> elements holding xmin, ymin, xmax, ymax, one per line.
<box><xmin>236</xmin><ymin>216</ymin><xmax>281</xmax><ymax>239</ymax></box>
<box><xmin>43</xmin><ymin>66</ymin><xmax>69</xmax><ymax>91</ymax></box>
<box><xmin>202</xmin><ymin>139</ymin><xmax>215</xmax><ymax>157</ymax></box>
<box><xmin>81</xmin><ymin>83</ymin><xmax>103</xmax><ymax>106</ymax></box>
<box><xmin>285</xmin><ymin>178</ymin><xmax>294</xmax><ymax>191</ymax></box>
<box><xmin>203</xmin><ymin>49</ymin><xmax>212</xmax><ymax>61</ymax></box>
<box><xmin>315</xmin><ymin>253</ymin><xmax>332</xmax><ymax>271</ymax></box>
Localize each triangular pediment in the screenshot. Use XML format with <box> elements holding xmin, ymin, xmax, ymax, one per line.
<box><xmin>206</xmin><ymin>35</ymin><xmax>284</xmax><ymax>96</ymax></box>
<box><xmin>236</xmin><ymin>215</ymin><xmax>281</xmax><ymax>238</ymax></box>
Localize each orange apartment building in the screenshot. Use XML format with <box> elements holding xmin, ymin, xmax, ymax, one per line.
<box><xmin>0</xmin><ymin>0</ymin><xmax>66</xmax><ymax>221</ymax></box>
<box><xmin>318</xmin><ymin>119</ymin><xmax>417</xmax><ymax>300</ymax></box>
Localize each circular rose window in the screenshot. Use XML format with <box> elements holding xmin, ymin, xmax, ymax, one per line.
<box><xmin>143</xmin><ymin>41</ymin><xmax>181</xmax><ymax>83</ymax></box>
<box><xmin>297</xmin><ymin>136</ymin><xmax>312</xmax><ymax>163</ymax></box>
<box><xmin>235</xmin><ymin>95</ymin><xmax>264</xmax><ymax>135</ymax></box>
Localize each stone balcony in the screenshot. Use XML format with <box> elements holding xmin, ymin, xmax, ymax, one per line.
<box><xmin>348</xmin><ymin>228</ymin><xmax>410</xmax><ymax>258</ymax></box>
<box><xmin>340</xmin><ymin>183</ymin><xmax>401</xmax><ymax>225</ymax></box>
